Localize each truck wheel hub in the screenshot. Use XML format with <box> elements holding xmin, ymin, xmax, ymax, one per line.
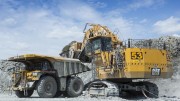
<box><xmin>73</xmin><ymin>82</ymin><xmax>80</xmax><ymax>92</ymax></box>
<box><xmin>45</xmin><ymin>82</ymin><xmax>52</xmax><ymax>92</ymax></box>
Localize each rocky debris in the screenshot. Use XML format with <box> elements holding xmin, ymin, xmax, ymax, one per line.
<box><xmin>60</xmin><ymin>41</ymin><xmax>78</xmax><ymax>58</ymax></box>
<box><xmin>154</xmin><ymin>36</ymin><xmax>180</xmax><ymax>57</ymax></box>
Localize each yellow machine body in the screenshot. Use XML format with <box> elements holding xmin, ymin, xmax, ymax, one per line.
<box><xmin>96</xmin><ymin>48</ymin><xmax>173</xmax><ymax>79</ymax></box>
<box><xmin>124</xmin><ymin>48</ymin><xmax>173</xmax><ymax>78</ymax></box>
<box><xmin>59</xmin><ymin>23</ymin><xmax>173</xmax><ymax>97</ymax></box>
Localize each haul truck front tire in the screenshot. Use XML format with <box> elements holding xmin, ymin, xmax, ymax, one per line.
<box><xmin>37</xmin><ymin>76</ymin><xmax>57</xmax><ymax>98</ymax></box>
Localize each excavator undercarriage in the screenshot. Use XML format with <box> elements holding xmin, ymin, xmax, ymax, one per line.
<box><xmin>84</xmin><ymin>79</ymin><xmax>158</xmax><ymax>98</ymax></box>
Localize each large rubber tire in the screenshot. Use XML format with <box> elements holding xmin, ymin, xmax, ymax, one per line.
<box><xmin>66</xmin><ymin>77</ymin><xmax>84</xmax><ymax>97</ymax></box>
<box><xmin>15</xmin><ymin>90</ymin><xmax>34</xmax><ymax>98</ymax></box>
<box><xmin>37</xmin><ymin>76</ymin><xmax>57</xmax><ymax>98</ymax></box>
<box><xmin>144</xmin><ymin>82</ymin><xmax>159</xmax><ymax>98</ymax></box>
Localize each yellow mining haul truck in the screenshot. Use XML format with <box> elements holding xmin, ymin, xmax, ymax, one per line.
<box><xmin>8</xmin><ymin>54</ymin><xmax>90</xmax><ymax>98</ymax></box>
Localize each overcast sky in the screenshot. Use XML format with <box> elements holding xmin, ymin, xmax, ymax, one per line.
<box><xmin>0</xmin><ymin>0</ymin><xmax>180</xmax><ymax>59</ymax></box>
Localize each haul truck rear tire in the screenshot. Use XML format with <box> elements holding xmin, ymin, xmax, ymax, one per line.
<box><xmin>66</xmin><ymin>77</ymin><xmax>84</xmax><ymax>97</ymax></box>
<box><xmin>37</xmin><ymin>76</ymin><xmax>57</xmax><ymax>98</ymax></box>
<box><xmin>15</xmin><ymin>90</ymin><xmax>34</xmax><ymax>98</ymax></box>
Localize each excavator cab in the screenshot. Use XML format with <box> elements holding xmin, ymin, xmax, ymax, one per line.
<box><xmin>79</xmin><ymin>37</ymin><xmax>112</xmax><ymax>63</ymax></box>
<box><xmin>88</xmin><ymin>37</ymin><xmax>112</xmax><ymax>53</ymax></box>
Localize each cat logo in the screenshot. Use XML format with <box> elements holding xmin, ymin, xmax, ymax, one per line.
<box><xmin>151</xmin><ymin>68</ymin><xmax>161</xmax><ymax>76</ymax></box>
<box><xmin>131</xmin><ymin>52</ymin><xmax>143</xmax><ymax>60</ymax></box>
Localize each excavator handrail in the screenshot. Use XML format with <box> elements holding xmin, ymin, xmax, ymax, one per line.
<box><xmin>83</xmin><ymin>23</ymin><xmax>89</xmax><ymax>33</ymax></box>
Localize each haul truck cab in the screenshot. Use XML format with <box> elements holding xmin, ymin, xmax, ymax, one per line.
<box><xmin>8</xmin><ymin>54</ymin><xmax>90</xmax><ymax>98</ymax></box>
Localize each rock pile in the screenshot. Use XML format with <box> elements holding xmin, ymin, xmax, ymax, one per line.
<box><xmin>132</xmin><ymin>36</ymin><xmax>180</xmax><ymax>57</ymax></box>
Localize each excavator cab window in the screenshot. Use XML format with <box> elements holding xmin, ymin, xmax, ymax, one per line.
<box><xmin>101</xmin><ymin>37</ymin><xmax>112</xmax><ymax>51</ymax></box>
<box><xmin>85</xmin><ymin>41</ymin><xmax>92</xmax><ymax>54</ymax></box>
<box><xmin>91</xmin><ymin>37</ymin><xmax>112</xmax><ymax>52</ymax></box>
<box><xmin>92</xmin><ymin>38</ymin><xmax>101</xmax><ymax>51</ymax></box>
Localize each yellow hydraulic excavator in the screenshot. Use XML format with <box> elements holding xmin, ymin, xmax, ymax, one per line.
<box><xmin>60</xmin><ymin>23</ymin><xmax>173</xmax><ymax>98</ymax></box>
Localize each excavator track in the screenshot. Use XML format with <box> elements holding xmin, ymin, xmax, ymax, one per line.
<box><xmin>141</xmin><ymin>82</ymin><xmax>159</xmax><ymax>98</ymax></box>
<box><xmin>84</xmin><ymin>80</ymin><xmax>119</xmax><ymax>97</ymax></box>
<box><xmin>84</xmin><ymin>80</ymin><xmax>159</xmax><ymax>99</ymax></box>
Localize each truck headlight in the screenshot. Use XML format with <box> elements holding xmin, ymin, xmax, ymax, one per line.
<box><xmin>32</xmin><ymin>72</ymin><xmax>38</xmax><ymax>76</ymax></box>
